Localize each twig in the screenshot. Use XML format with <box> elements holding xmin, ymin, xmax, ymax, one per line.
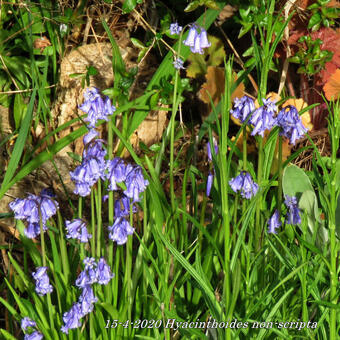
<box><xmin>0</xmin><ymin>84</ymin><xmax>56</xmax><ymax>95</ymax></box>
<box><xmin>278</xmin><ymin>0</ymin><xmax>297</xmax><ymax>95</ymax></box>
<box><xmin>216</xmin><ymin>22</ymin><xmax>258</xmax><ymax>94</ymax></box>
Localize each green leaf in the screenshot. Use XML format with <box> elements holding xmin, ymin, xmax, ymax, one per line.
<box><xmin>13</xmin><ymin>93</ymin><xmax>26</xmax><ymax>129</ymax></box>
<box><xmin>131</xmin><ymin>37</ymin><xmax>146</xmax><ymax>49</ymax></box>
<box><xmin>87</xmin><ymin>65</ymin><xmax>98</xmax><ymax>76</ymax></box>
<box><xmin>308</xmin><ymin>12</ymin><xmax>322</xmax><ymax>30</ymax></box>
<box><xmin>0</xmin><ymin>89</ymin><xmax>36</xmax><ymax>194</ymax></box>
<box><xmin>184</xmin><ymin>0</ymin><xmax>200</xmax><ymax>12</ymax></box>
<box><xmin>282</xmin><ymin>164</ymin><xmax>324</xmax><ymax>241</ymax></box>
<box><xmin>205</xmin><ymin>0</ymin><xmax>220</xmax><ymax>10</ymax></box>
<box><xmin>238</xmin><ymin>22</ymin><xmax>253</xmax><ymax>38</ymax></box>
<box><xmin>122</xmin><ymin>0</ymin><xmax>137</xmax><ymax>14</ymax></box>
<box><xmin>0</xmin><ymin>329</ymin><xmax>18</xmax><ymax>340</ymax></box>
<box><xmin>336</xmin><ymin>195</ymin><xmax>340</xmax><ymax>238</ymax></box>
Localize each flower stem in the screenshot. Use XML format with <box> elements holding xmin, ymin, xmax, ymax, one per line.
<box><xmin>255</xmin><ymin>137</ymin><xmax>263</xmax><ymax>251</ymax></box>
<box><xmin>91</xmin><ymin>190</ymin><xmax>95</xmax><ymax>258</ymax></box>
<box><xmin>108</xmin><ymin>114</ymin><xmax>114</xmax><ymax>266</ymax></box>
<box><xmin>169</xmin><ymin>63</ymin><xmax>180</xmax><ymax>212</ymax></box>
<box><xmin>96</xmin><ymin>180</ymin><xmax>102</xmax><ymax>258</ymax></box>
<box><xmin>277</xmin><ymin>135</ymin><xmax>283</xmax><ymax>216</ymax></box>
<box><xmin>78</xmin><ymin>197</ymin><xmax>85</xmax><ymax>259</ymax></box>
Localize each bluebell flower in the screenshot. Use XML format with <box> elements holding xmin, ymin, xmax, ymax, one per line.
<box><xmin>79</xmin><ymin>87</ymin><xmax>116</xmax><ymax>128</ymax></box>
<box><xmin>114</xmin><ymin>195</ymin><xmax>136</xmax><ymax>218</ymax></box>
<box><xmin>32</xmin><ymin>267</ymin><xmax>53</xmax><ymax>296</ymax></box>
<box><xmin>207</xmin><ymin>139</ymin><xmax>218</xmax><ymax>162</ymax></box>
<box><xmin>124</xmin><ymin>165</ymin><xmax>149</xmax><ymax>202</ymax></box>
<box><xmin>61</xmin><ymin>303</ymin><xmax>82</xmax><ymax>334</ymax></box>
<box><xmin>267</xmin><ymin>210</ymin><xmax>281</xmax><ymax>234</ymax></box>
<box><xmin>277</xmin><ymin>105</ymin><xmax>308</xmax><ymax>145</ymax></box>
<box><xmin>83</xmin><ymin>257</ymin><xmax>96</xmax><ymax>270</ymax></box>
<box><xmin>83</xmin><ymin>129</ymin><xmax>99</xmax><ymax>145</ymax></box>
<box><xmin>78</xmin><ymin>285</ymin><xmax>98</xmax><ymax>317</ymax></box>
<box><xmin>230</xmin><ymin>96</ymin><xmax>255</xmax><ymax>123</ymax></box>
<box><xmin>108</xmin><ymin>217</ymin><xmax>134</xmax><ymax>245</ymax></box>
<box><xmin>21</xmin><ymin>317</ymin><xmax>36</xmax><ymax>331</ymax></box>
<box><xmin>183</xmin><ymin>24</ymin><xmax>198</xmax><ymax>47</ymax></box>
<box><xmin>183</xmin><ymin>24</ymin><xmax>211</xmax><ymax>54</ymax></box>
<box><xmin>229</xmin><ymin>171</ymin><xmax>259</xmax><ymax>199</ymax></box>
<box><xmin>70</xmin><ymin>151</ymin><xmax>106</xmax><ymax>197</ymax></box>
<box><xmin>170</xmin><ymin>22</ymin><xmax>182</xmax><ymax>35</ymax></box>
<box><xmin>106</xmin><ymin>158</ymin><xmax>127</xmax><ymax>191</ymax></box>
<box><xmin>65</xmin><ymin>219</ymin><xmax>92</xmax><ymax>243</ymax></box>
<box><xmin>9</xmin><ymin>194</ymin><xmax>39</xmax><ymax>224</ymax></box>
<box><xmin>173</xmin><ymin>58</ymin><xmax>185</xmax><ymax>70</ymax></box>
<box><xmin>206</xmin><ymin>172</ymin><xmax>214</xmax><ymax>197</ymax></box>
<box><xmin>72</xmin><ymin>181</ymin><xmax>92</xmax><ymax>197</ymax></box>
<box><xmin>206</xmin><ymin>139</ymin><xmax>218</xmax><ymax>197</ymax></box>
<box><xmin>198</xmin><ymin>28</ymin><xmax>211</xmax><ymax>49</ymax></box>
<box><xmin>250</xmin><ymin>98</ymin><xmax>277</xmax><ymax>137</ymax></box>
<box><xmin>284</xmin><ymin>195</ymin><xmax>301</xmax><ymax>225</ymax></box>
<box><xmin>9</xmin><ymin>190</ymin><xmax>59</xmax><ymax>229</ymax></box>
<box><xmin>96</xmin><ymin>258</ymin><xmax>114</xmax><ymax>285</ymax></box>
<box><xmin>75</xmin><ymin>258</ymin><xmax>98</xmax><ymax>288</ymax></box>
<box><xmin>83</xmin><ymin>139</ymin><xmax>107</xmax><ymax>161</ymax></box>
<box><xmin>24</xmin><ymin>331</ymin><xmax>43</xmax><ymax>340</ymax></box>
<box><xmin>24</xmin><ymin>222</ymin><xmax>46</xmax><ymax>239</ymax></box>
<box><xmin>40</xmin><ymin>194</ymin><xmax>59</xmax><ymax>224</ymax></box>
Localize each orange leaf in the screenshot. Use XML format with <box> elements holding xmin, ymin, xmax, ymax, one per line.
<box><xmin>199</xmin><ymin>66</ymin><xmax>244</xmax><ymax>106</ymax></box>
<box><xmin>323</xmin><ymin>68</ymin><xmax>340</xmax><ymax>101</ymax></box>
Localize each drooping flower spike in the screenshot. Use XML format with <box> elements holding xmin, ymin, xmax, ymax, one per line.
<box><xmin>249</xmin><ymin>98</ymin><xmax>277</xmax><ymax>137</ymax></box>
<box><xmin>78</xmin><ymin>285</ymin><xmax>98</xmax><ymax>317</ymax></box>
<box><xmin>79</xmin><ymin>87</ymin><xmax>115</xmax><ymax>128</ymax></box>
<box><xmin>277</xmin><ymin>105</ymin><xmax>308</xmax><ymax>145</ymax></box>
<box><xmin>183</xmin><ymin>24</ymin><xmax>211</xmax><ymax>54</ymax></box>
<box><xmin>61</xmin><ymin>303</ymin><xmax>82</xmax><ymax>334</ymax></box>
<box><xmin>32</xmin><ymin>267</ymin><xmax>53</xmax><ymax>296</ymax></box>
<box><xmin>267</xmin><ymin>210</ymin><xmax>281</xmax><ymax>234</ymax></box>
<box><xmin>9</xmin><ymin>189</ymin><xmax>59</xmax><ymax>239</ymax></box>
<box><xmin>229</xmin><ymin>171</ymin><xmax>259</xmax><ymax>199</ymax></box>
<box><xmin>230</xmin><ymin>96</ymin><xmax>255</xmax><ymax>123</ymax></box>
<box><xmin>108</xmin><ymin>217</ymin><xmax>134</xmax><ymax>245</ymax></box>
<box><xmin>206</xmin><ymin>139</ymin><xmax>218</xmax><ymax>197</ymax></box>
<box><xmin>65</xmin><ymin>219</ymin><xmax>92</xmax><ymax>243</ymax></box>
<box><xmin>284</xmin><ymin>195</ymin><xmax>301</xmax><ymax>225</ymax></box>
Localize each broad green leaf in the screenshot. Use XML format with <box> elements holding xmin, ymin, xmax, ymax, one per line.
<box><xmin>282</xmin><ymin>164</ymin><xmax>324</xmax><ymax>242</ymax></box>
<box><xmin>308</xmin><ymin>12</ymin><xmax>322</xmax><ymax>30</ymax></box>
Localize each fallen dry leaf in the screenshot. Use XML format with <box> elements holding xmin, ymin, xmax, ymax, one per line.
<box><xmin>323</xmin><ymin>68</ymin><xmax>340</xmax><ymax>101</ymax></box>
<box><xmin>199</xmin><ymin>66</ymin><xmax>244</xmax><ymax>108</ymax></box>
